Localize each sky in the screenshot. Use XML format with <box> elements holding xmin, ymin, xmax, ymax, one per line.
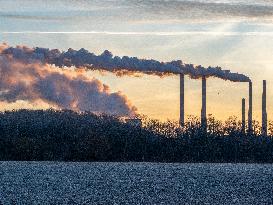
<box><xmin>1</xmin><ymin>0</ymin><xmax>273</xmax><ymax>122</ymax></box>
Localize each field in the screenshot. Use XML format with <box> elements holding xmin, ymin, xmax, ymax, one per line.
<box><xmin>0</xmin><ymin>162</ymin><xmax>272</xmax><ymax>204</ymax></box>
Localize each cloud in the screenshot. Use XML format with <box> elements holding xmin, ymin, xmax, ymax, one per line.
<box><xmin>1</xmin><ymin>44</ymin><xmax>251</xmax><ymax>82</ymax></box>
<box><xmin>0</xmin><ymin>51</ymin><xmax>137</xmax><ymax>117</ymax></box>
<box><xmin>1</xmin><ymin>1</ymin><xmax>273</xmax><ymax>24</ymax></box>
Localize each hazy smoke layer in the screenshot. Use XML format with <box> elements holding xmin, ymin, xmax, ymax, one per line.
<box><xmin>0</xmin><ymin>46</ymin><xmax>137</xmax><ymax>116</ymax></box>
<box><xmin>1</xmin><ymin>44</ymin><xmax>250</xmax><ymax>82</ymax></box>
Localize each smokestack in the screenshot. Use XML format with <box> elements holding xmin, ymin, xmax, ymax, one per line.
<box><xmin>201</xmin><ymin>76</ymin><xmax>207</xmax><ymax>130</ymax></box>
<box><xmin>180</xmin><ymin>74</ymin><xmax>185</xmax><ymax>126</ymax></box>
<box><xmin>248</xmin><ymin>81</ymin><xmax>253</xmax><ymax>134</ymax></box>
<box><xmin>262</xmin><ymin>80</ymin><xmax>267</xmax><ymax>136</ymax></box>
<box><xmin>242</xmin><ymin>98</ymin><xmax>246</xmax><ymax>133</ymax></box>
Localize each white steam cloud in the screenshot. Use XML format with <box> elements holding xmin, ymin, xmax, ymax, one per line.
<box><xmin>0</xmin><ymin>44</ymin><xmax>137</xmax><ymax>117</ymax></box>
<box><xmin>1</xmin><ymin>44</ymin><xmax>250</xmax><ymax>82</ymax></box>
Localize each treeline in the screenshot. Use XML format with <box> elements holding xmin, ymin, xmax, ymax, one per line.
<box><xmin>0</xmin><ymin>109</ymin><xmax>272</xmax><ymax>162</ymax></box>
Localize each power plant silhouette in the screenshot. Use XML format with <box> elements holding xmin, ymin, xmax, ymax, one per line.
<box><xmin>179</xmin><ymin>74</ymin><xmax>268</xmax><ymax>135</ymax></box>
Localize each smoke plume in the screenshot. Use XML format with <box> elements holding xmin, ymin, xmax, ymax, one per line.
<box><xmin>1</xmin><ymin>44</ymin><xmax>250</xmax><ymax>82</ymax></box>
<box><xmin>0</xmin><ymin>45</ymin><xmax>137</xmax><ymax>117</ymax></box>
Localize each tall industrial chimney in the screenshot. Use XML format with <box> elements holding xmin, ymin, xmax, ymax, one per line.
<box><xmin>242</xmin><ymin>98</ymin><xmax>245</xmax><ymax>133</ymax></box>
<box><xmin>179</xmin><ymin>74</ymin><xmax>185</xmax><ymax>126</ymax></box>
<box><xmin>248</xmin><ymin>81</ymin><xmax>253</xmax><ymax>134</ymax></box>
<box><xmin>262</xmin><ymin>80</ymin><xmax>267</xmax><ymax>136</ymax></box>
<box><xmin>201</xmin><ymin>76</ymin><xmax>207</xmax><ymax>129</ymax></box>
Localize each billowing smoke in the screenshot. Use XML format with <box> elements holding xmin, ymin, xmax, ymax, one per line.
<box><xmin>1</xmin><ymin>43</ymin><xmax>250</xmax><ymax>82</ymax></box>
<box><xmin>0</xmin><ymin>47</ymin><xmax>137</xmax><ymax>117</ymax></box>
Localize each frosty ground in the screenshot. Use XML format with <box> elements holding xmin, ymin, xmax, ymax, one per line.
<box><xmin>0</xmin><ymin>162</ymin><xmax>272</xmax><ymax>204</ymax></box>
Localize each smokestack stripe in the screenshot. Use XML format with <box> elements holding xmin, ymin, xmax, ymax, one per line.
<box><xmin>242</xmin><ymin>98</ymin><xmax>246</xmax><ymax>133</ymax></box>
<box><xmin>262</xmin><ymin>80</ymin><xmax>267</xmax><ymax>136</ymax></box>
<box><xmin>248</xmin><ymin>82</ymin><xmax>253</xmax><ymax>134</ymax></box>
<box><xmin>201</xmin><ymin>76</ymin><xmax>207</xmax><ymax>130</ymax></box>
<box><xmin>180</xmin><ymin>74</ymin><xmax>185</xmax><ymax>126</ymax></box>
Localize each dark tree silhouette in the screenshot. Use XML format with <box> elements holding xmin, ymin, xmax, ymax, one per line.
<box><xmin>0</xmin><ymin>109</ymin><xmax>272</xmax><ymax>162</ymax></box>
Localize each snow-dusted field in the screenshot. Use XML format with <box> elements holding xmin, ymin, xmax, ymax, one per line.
<box><xmin>0</xmin><ymin>162</ymin><xmax>272</xmax><ymax>204</ymax></box>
